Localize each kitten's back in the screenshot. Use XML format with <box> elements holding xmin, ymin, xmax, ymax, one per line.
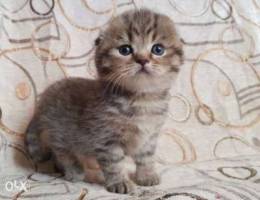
<box><xmin>25</xmin><ymin>78</ymin><xmax>101</xmax><ymax>162</ymax></box>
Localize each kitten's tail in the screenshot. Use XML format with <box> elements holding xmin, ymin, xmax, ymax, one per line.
<box><xmin>25</xmin><ymin>115</ymin><xmax>51</xmax><ymax>162</ymax></box>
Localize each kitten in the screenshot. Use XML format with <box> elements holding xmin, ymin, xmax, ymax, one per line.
<box><xmin>25</xmin><ymin>8</ymin><xmax>183</xmax><ymax>194</ymax></box>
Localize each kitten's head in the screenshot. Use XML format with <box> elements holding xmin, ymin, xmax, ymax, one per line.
<box><xmin>95</xmin><ymin>9</ymin><xmax>183</xmax><ymax>93</ymax></box>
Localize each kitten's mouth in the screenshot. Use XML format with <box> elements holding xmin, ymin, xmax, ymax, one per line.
<box><xmin>138</xmin><ymin>66</ymin><xmax>151</xmax><ymax>75</ymax></box>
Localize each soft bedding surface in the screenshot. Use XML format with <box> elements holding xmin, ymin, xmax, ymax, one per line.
<box><xmin>0</xmin><ymin>0</ymin><xmax>260</xmax><ymax>199</ymax></box>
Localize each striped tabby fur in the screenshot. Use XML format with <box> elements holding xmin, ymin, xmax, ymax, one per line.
<box><xmin>25</xmin><ymin>8</ymin><xmax>183</xmax><ymax>194</ymax></box>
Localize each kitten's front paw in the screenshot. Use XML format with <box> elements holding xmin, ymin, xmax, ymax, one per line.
<box><xmin>106</xmin><ymin>180</ymin><xmax>133</xmax><ymax>194</ymax></box>
<box><xmin>135</xmin><ymin>172</ymin><xmax>160</xmax><ymax>186</ymax></box>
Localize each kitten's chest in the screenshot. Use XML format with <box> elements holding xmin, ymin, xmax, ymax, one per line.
<box><xmin>112</xmin><ymin>96</ymin><xmax>169</xmax><ymax>133</ymax></box>
<box><xmin>129</xmin><ymin>98</ymin><xmax>168</xmax><ymax>132</ymax></box>
<box><xmin>120</xmin><ymin>96</ymin><xmax>169</xmax><ymax>154</ymax></box>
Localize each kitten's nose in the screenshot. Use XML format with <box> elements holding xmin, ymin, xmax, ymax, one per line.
<box><xmin>136</xmin><ymin>58</ymin><xmax>149</xmax><ymax>66</ymax></box>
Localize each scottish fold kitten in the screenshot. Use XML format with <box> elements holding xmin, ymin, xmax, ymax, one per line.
<box><xmin>25</xmin><ymin>8</ymin><xmax>183</xmax><ymax>194</ymax></box>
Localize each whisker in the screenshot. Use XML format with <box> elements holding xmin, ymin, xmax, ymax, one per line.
<box><xmin>103</xmin><ymin>73</ymin><xmax>119</xmax><ymax>94</ymax></box>
<box><xmin>113</xmin><ymin>71</ymin><xmax>129</xmax><ymax>95</ymax></box>
<box><xmin>103</xmin><ymin>70</ymin><xmax>129</xmax><ymax>95</ymax></box>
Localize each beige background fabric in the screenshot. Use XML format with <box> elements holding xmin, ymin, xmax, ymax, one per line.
<box><xmin>0</xmin><ymin>0</ymin><xmax>260</xmax><ymax>199</ymax></box>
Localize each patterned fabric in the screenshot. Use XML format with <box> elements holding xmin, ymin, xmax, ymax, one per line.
<box><xmin>0</xmin><ymin>0</ymin><xmax>259</xmax><ymax>199</ymax></box>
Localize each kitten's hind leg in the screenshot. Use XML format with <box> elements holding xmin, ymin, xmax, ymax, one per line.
<box><xmin>95</xmin><ymin>145</ymin><xmax>133</xmax><ymax>194</ymax></box>
<box><xmin>52</xmin><ymin>150</ymin><xmax>85</xmax><ymax>182</ymax></box>
<box><xmin>25</xmin><ymin>115</ymin><xmax>51</xmax><ymax>162</ymax></box>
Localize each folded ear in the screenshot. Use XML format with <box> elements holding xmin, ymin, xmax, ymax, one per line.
<box><xmin>95</xmin><ymin>37</ymin><xmax>101</xmax><ymax>46</ymax></box>
<box><xmin>95</xmin><ymin>33</ymin><xmax>104</xmax><ymax>46</ymax></box>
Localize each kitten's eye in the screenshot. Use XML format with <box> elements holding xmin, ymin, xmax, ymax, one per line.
<box><xmin>151</xmin><ymin>44</ymin><xmax>165</xmax><ymax>56</ymax></box>
<box><xmin>118</xmin><ymin>45</ymin><xmax>133</xmax><ymax>56</ymax></box>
